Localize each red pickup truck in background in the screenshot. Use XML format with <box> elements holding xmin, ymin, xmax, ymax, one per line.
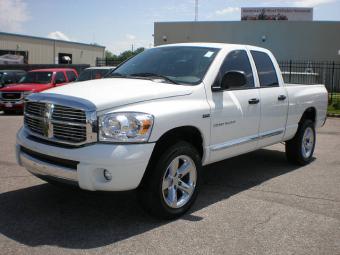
<box><xmin>0</xmin><ymin>68</ymin><xmax>78</xmax><ymax>113</ymax></box>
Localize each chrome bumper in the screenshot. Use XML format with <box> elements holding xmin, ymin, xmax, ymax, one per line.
<box><xmin>18</xmin><ymin>149</ymin><xmax>78</xmax><ymax>182</ymax></box>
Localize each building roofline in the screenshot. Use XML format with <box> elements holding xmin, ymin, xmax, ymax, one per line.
<box><xmin>155</xmin><ymin>20</ymin><xmax>340</xmax><ymax>24</ymax></box>
<box><xmin>0</xmin><ymin>31</ymin><xmax>105</xmax><ymax>49</ymax></box>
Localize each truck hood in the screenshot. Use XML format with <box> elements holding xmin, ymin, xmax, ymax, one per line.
<box><xmin>43</xmin><ymin>78</ymin><xmax>193</xmax><ymax>111</ymax></box>
<box><xmin>0</xmin><ymin>83</ymin><xmax>51</xmax><ymax>92</ymax></box>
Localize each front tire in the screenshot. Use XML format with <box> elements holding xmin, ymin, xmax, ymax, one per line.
<box><xmin>285</xmin><ymin>120</ymin><xmax>316</xmax><ymax>165</ymax></box>
<box><xmin>139</xmin><ymin>141</ymin><xmax>202</xmax><ymax>219</ymax></box>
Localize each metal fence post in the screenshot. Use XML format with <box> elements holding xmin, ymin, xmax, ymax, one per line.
<box><xmin>330</xmin><ymin>61</ymin><xmax>335</xmax><ymax>104</ymax></box>
<box><xmin>289</xmin><ymin>60</ymin><xmax>292</xmax><ymax>83</ymax></box>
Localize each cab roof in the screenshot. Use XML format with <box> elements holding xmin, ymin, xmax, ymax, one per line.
<box><xmin>29</xmin><ymin>68</ymin><xmax>76</xmax><ymax>72</ymax></box>
<box><xmin>156</xmin><ymin>42</ymin><xmax>269</xmax><ymax>52</ymax></box>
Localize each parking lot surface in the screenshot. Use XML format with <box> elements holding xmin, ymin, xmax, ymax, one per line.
<box><xmin>0</xmin><ymin>114</ymin><xmax>339</xmax><ymax>255</ymax></box>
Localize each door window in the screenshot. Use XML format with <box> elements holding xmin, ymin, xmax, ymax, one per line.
<box><xmin>218</xmin><ymin>50</ymin><xmax>255</xmax><ymax>89</ymax></box>
<box><xmin>55</xmin><ymin>72</ymin><xmax>66</xmax><ymax>83</ymax></box>
<box><xmin>251</xmin><ymin>51</ymin><xmax>279</xmax><ymax>87</ymax></box>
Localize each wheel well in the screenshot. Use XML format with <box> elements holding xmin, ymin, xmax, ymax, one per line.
<box><xmin>139</xmin><ymin>126</ymin><xmax>204</xmax><ymax>188</ymax></box>
<box><xmin>152</xmin><ymin>126</ymin><xmax>204</xmax><ymax>159</ymax></box>
<box><xmin>300</xmin><ymin>107</ymin><xmax>316</xmax><ymax>125</ymax></box>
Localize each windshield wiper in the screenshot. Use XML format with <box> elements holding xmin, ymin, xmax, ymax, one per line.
<box><xmin>129</xmin><ymin>73</ymin><xmax>178</xmax><ymax>84</ymax></box>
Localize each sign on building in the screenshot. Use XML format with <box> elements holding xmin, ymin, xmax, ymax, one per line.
<box><xmin>241</xmin><ymin>7</ymin><xmax>313</xmax><ymax>21</ymax></box>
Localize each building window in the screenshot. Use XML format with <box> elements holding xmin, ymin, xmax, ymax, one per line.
<box><xmin>58</xmin><ymin>53</ymin><xmax>72</xmax><ymax>64</ymax></box>
<box><xmin>0</xmin><ymin>50</ymin><xmax>29</xmax><ymax>64</ymax></box>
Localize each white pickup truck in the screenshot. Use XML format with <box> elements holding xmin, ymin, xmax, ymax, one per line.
<box><xmin>16</xmin><ymin>43</ymin><xmax>328</xmax><ymax>219</ymax></box>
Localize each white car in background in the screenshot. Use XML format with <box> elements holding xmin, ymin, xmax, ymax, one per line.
<box><xmin>16</xmin><ymin>43</ymin><xmax>328</xmax><ymax>219</ymax></box>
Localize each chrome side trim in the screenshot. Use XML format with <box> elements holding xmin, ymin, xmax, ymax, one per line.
<box><xmin>256</xmin><ymin>129</ymin><xmax>284</xmax><ymax>140</ymax></box>
<box><xmin>211</xmin><ymin>129</ymin><xmax>284</xmax><ymax>151</ymax></box>
<box><xmin>19</xmin><ymin>150</ymin><xmax>78</xmax><ymax>182</ymax></box>
<box><xmin>211</xmin><ymin>134</ymin><xmax>258</xmax><ymax>151</ymax></box>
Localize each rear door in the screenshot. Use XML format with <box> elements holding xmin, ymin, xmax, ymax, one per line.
<box><xmin>209</xmin><ymin>49</ymin><xmax>261</xmax><ymax>163</ymax></box>
<box><xmin>250</xmin><ymin>50</ymin><xmax>288</xmax><ymax>148</ymax></box>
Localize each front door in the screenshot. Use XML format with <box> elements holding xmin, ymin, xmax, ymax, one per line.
<box><xmin>209</xmin><ymin>50</ymin><xmax>261</xmax><ymax>163</ymax></box>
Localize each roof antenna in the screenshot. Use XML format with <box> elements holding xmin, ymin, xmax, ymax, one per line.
<box><xmin>195</xmin><ymin>0</ymin><xmax>198</xmax><ymax>21</ymax></box>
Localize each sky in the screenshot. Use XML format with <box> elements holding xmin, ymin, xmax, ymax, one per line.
<box><xmin>0</xmin><ymin>0</ymin><xmax>340</xmax><ymax>54</ymax></box>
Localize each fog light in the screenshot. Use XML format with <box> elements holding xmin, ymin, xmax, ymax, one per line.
<box><xmin>103</xmin><ymin>169</ymin><xmax>112</xmax><ymax>181</ymax></box>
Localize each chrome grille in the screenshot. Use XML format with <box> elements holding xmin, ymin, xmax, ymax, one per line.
<box><xmin>24</xmin><ymin>115</ymin><xmax>44</xmax><ymax>135</ymax></box>
<box><xmin>2</xmin><ymin>92</ymin><xmax>22</xmax><ymax>100</ymax></box>
<box><xmin>53</xmin><ymin>123</ymin><xmax>87</xmax><ymax>142</ymax></box>
<box><xmin>25</xmin><ymin>102</ymin><xmax>45</xmax><ymax>116</ymax></box>
<box><xmin>52</xmin><ymin>105</ymin><xmax>87</xmax><ymax>124</ymax></box>
<box><xmin>24</xmin><ymin>96</ymin><xmax>97</xmax><ymax>146</ymax></box>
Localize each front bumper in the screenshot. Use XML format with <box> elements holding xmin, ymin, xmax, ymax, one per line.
<box><xmin>16</xmin><ymin>128</ymin><xmax>155</xmax><ymax>191</ymax></box>
<box><xmin>0</xmin><ymin>100</ymin><xmax>24</xmax><ymax>110</ymax></box>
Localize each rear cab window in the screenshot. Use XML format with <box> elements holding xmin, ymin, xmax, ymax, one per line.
<box><xmin>251</xmin><ymin>51</ymin><xmax>279</xmax><ymax>87</ymax></box>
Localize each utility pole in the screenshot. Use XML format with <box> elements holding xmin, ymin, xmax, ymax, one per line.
<box><xmin>195</xmin><ymin>0</ymin><xmax>198</xmax><ymax>21</ymax></box>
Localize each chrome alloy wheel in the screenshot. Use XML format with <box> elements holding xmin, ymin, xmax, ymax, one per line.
<box><xmin>162</xmin><ymin>155</ymin><xmax>197</xmax><ymax>209</ymax></box>
<box><xmin>302</xmin><ymin>127</ymin><xmax>315</xmax><ymax>158</ymax></box>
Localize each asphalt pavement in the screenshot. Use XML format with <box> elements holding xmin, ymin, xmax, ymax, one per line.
<box><xmin>0</xmin><ymin>113</ymin><xmax>339</xmax><ymax>255</ymax></box>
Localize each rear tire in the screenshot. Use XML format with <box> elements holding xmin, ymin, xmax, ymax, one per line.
<box><xmin>285</xmin><ymin>120</ymin><xmax>316</xmax><ymax>165</ymax></box>
<box><xmin>139</xmin><ymin>141</ymin><xmax>202</xmax><ymax>219</ymax></box>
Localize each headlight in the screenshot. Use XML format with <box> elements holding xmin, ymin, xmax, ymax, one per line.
<box><xmin>99</xmin><ymin>112</ymin><xmax>154</xmax><ymax>143</ymax></box>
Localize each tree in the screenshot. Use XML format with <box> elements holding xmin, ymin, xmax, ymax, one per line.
<box><xmin>105</xmin><ymin>47</ymin><xmax>145</xmax><ymax>62</ymax></box>
<box><xmin>105</xmin><ymin>50</ymin><xmax>115</xmax><ymax>59</ymax></box>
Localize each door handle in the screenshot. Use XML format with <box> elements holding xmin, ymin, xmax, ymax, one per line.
<box><xmin>248</xmin><ymin>98</ymin><xmax>260</xmax><ymax>104</ymax></box>
<box><xmin>278</xmin><ymin>95</ymin><xmax>286</xmax><ymax>101</ymax></box>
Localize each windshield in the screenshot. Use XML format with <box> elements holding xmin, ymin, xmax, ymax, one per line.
<box><xmin>109</xmin><ymin>46</ymin><xmax>220</xmax><ymax>85</ymax></box>
<box><xmin>19</xmin><ymin>72</ymin><xmax>53</xmax><ymax>84</ymax></box>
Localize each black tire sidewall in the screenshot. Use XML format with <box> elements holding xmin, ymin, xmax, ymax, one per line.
<box><xmin>297</xmin><ymin>120</ymin><xmax>316</xmax><ymax>163</ymax></box>
<box><xmin>142</xmin><ymin>141</ymin><xmax>202</xmax><ymax>219</ymax></box>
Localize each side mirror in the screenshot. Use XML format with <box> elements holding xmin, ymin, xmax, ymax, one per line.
<box><xmin>221</xmin><ymin>71</ymin><xmax>247</xmax><ymax>90</ymax></box>
<box><xmin>212</xmin><ymin>71</ymin><xmax>247</xmax><ymax>91</ymax></box>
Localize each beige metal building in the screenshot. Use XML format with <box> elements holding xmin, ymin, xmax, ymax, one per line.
<box><xmin>0</xmin><ymin>32</ymin><xmax>105</xmax><ymax>66</ymax></box>
<box><xmin>154</xmin><ymin>21</ymin><xmax>340</xmax><ymax>61</ymax></box>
